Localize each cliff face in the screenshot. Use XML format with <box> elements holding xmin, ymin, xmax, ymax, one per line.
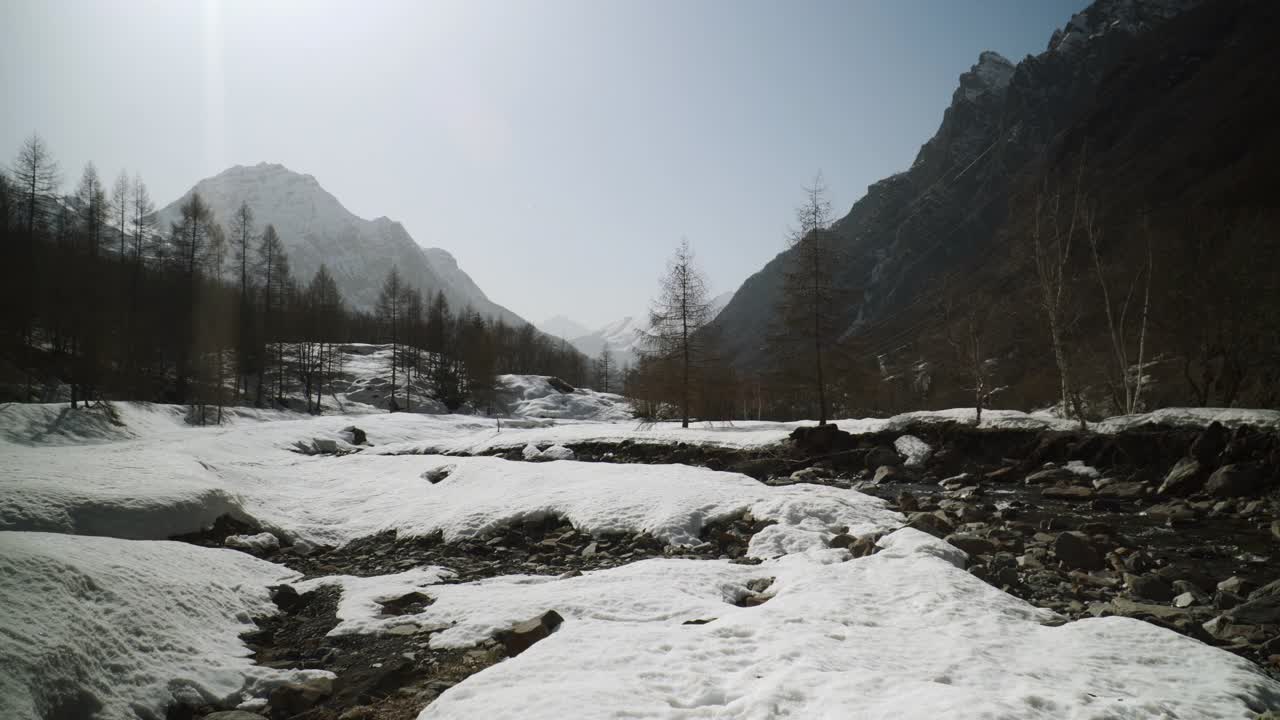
<box><xmin>712</xmin><ymin>0</ymin><xmax>1206</xmax><ymax>369</ymax></box>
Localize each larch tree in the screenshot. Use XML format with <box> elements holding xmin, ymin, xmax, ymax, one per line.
<box><xmin>232</xmin><ymin>200</ymin><xmax>255</xmax><ymax>396</ymax></box>
<box><xmin>596</xmin><ymin>341</ymin><xmax>615</xmax><ymax>393</ymax></box>
<box><xmin>111</xmin><ymin>170</ymin><xmax>129</xmax><ymax>258</ymax></box>
<box><xmin>375</xmin><ymin>266</ymin><xmax>405</xmax><ymax>411</ymax></box>
<box><xmin>768</xmin><ymin>173</ymin><xmax>843</xmax><ymax>426</ymax></box>
<box><xmin>255</xmin><ymin>223</ymin><xmax>287</xmax><ymax>405</ymax></box>
<box><xmin>643</xmin><ymin>238</ymin><xmax>712</xmax><ymax>428</ymax></box>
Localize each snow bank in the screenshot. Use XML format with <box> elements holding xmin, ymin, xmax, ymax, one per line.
<box><xmin>495</xmin><ymin>374</ymin><xmax>634</xmax><ymax>421</ymax></box>
<box><xmin>412</xmin><ymin>529</ymin><xmax>1279</xmax><ymax>719</ymax></box>
<box><xmin>0</xmin><ymin>532</ymin><xmax>322</xmax><ymax>720</ymax></box>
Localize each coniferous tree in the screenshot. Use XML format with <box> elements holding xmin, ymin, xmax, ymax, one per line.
<box><xmin>642</xmin><ymin>238</ymin><xmax>712</xmax><ymax>428</ymax></box>
<box><xmin>375</xmin><ymin>266</ymin><xmax>404</xmax><ymax>410</ymax></box>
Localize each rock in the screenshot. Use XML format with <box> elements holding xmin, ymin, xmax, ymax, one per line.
<box><xmin>495</xmin><ymin>610</ymin><xmax>564</xmax><ymax>656</ymax></box>
<box><xmin>865</xmin><ymin>445</ymin><xmax>902</xmax><ymax>470</ymax></box>
<box><xmin>896</xmin><ymin>491</ymin><xmax>919</xmax><ymax>513</ymax></box>
<box><xmin>205</xmin><ymin>712</ymin><xmax>269</xmax><ymax>720</ymax></box>
<box><xmin>945</xmin><ymin>533</ymin><xmax>997</xmax><ymax>556</ymax></box>
<box><xmin>340</xmin><ymin>425</ymin><xmax>367</xmax><ymax>445</ymax></box>
<box><xmin>546</xmin><ymin>377</ymin><xmax>575</xmax><ymax>393</ymax></box>
<box><xmin>269</xmin><ymin>584</ymin><xmax>304</xmax><ymax>613</ymax></box>
<box><xmin>849</xmin><ymin>534</ymin><xmax>881</xmax><ymax>558</ymax></box>
<box><xmin>1251</xmin><ymin>578</ymin><xmax>1280</xmax><ymax>600</ymax></box>
<box><xmin>1092</xmin><ymin>597</ymin><xmax>1188</xmax><ymax>623</ymax></box>
<box><xmin>828</xmin><ymin>533</ymin><xmax>857</xmax><ymax>550</ymax></box>
<box><xmin>789</xmin><ymin>467</ymin><xmax>828</xmax><ymax>483</ymax></box>
<box><xmin>1217</xmin><ymin>576</ymin><xmax>1255</xmax><ymax>596</ymax></box>
<box><xmin>906</xmin><ymin>511</ymin><xmax>954</xmax><ymax>539</ymax></box>
<box><xmin>1125</xmin><ymin>573</ymin><xmax>1174</xmax><ymax>602</ymax></box>
<box><xmin>540</xmin><ymin>444</ymin><xmax>575</xmax><ymax>461</ymax></box>
<box><xmin>1144</xmin><ymin>501</ymin><xmax>1198</xmax><ymax>525</ymax></box>
<box><xmin>893</xmin><ymin>435</ymin><xmax>933</xmax><ymax>468</ymax></box>
<box><xmin>423</xmin><ymin>465</ymin><xmax>454</xmax><ymax>484</ymax></box>
<box><xmin>1096</xmin><ymin>481</ymin><xmax>1146</xmax><ymax>500</ymax></box>
<box><xmin>1204</xmin><ymin>463</ymin><xmax>1266</xmax><ymax>497</ymax></box>
<box><xmin>1156</xmin><ymin>457</ymin><xmax>1205</xmax><ymax>496</ymax></box>
<box><xmin>1214</xmin><ymin>590</ymin><xmax>1246</xmax><ymax>611</ymax></box>
<box><xmin>1053</xmin><ymin>532</ymin><xmax>1105</xmax><ymax>571</ymax></box>
<box><xmin>580</xmin><ymin>542</ymin><xmax>598</xmax><ymax>558</ymax></box>
<box><xmin>312</xmin><ymin>438</ymin><xmax>339</xmax><ymax>454</ymax></box>
<box><xmin>1226</xmin><ymin>595</ymin><xmax>1280</xmax><ymax>625</ymax></box>
<box><xmin>872</xmin><ymin>465</ymin><xmax>901</xmax><ymax>483</ymax></box>
<box><xmin>1041</xmin><ymin>486</ymin><xmax>1094</xmax><ymax>501</ymax></box>
<box><xmin>1271</xmin><ymin>519</ymin><xmax>1280</xmax><ymax>543</ymax></box>
<box><xmin>790</xmin><ymin>424</ymin><xmax>854</xmax><ymax>455</ymax></box>
<box><xmin>729</xmin><ymin>458</ymin><xmax>789</xmax><ymax>481</ymax></box>
<box><xmin>522</xmin><ymin>443</ymin><xmax>543</xmax><ymax>460</ymax></box>
<box><xmin>1025</xmin><ymin>467</ymin><xmax>1076</xmax><ymax>485</ymax></box>
<box><xmin>1122</xmin><ymin>551</ymin><xmax>1155</xmax><ymax>573</ymax></box>
<box><xmin>1189</xmin><ymin>421</ymin><xmax>1228</xmax><ymax>464</ymax></box>
<box><xmin>269</xmin><ymin>676</ymin><xmax>334</xmax><ymax>715</ymax></box>
<box><xmin>1173</xmin><ymin>592</ymin><xmax>1199</xmax><ymax>608</ymax></box>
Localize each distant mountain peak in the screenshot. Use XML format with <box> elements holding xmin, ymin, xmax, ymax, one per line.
<box><xmin>155</xmin><ymin>164</ymin><xmax>531</xmax><ymax>327</ymax></box>
<box><xmin>958</xmin><ymin>51</ymin><xmax>1014</xmax><ymax>102</ymax></box>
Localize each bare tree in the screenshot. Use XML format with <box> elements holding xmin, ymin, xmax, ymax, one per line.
<box><xmin>1031</xmin><ymin>165</ymin><xmax>1086</xmax><ymax>429</ymax></box>
<box><xmin>111</xmin><ymin>171</ymin><xmax>129</xmax><ymax>258</ymax></box>
<box><xmin>1085</xmin><ymin>203</ymin><xmax>1153</xmax><ymax>415</ymax></box>
<box><xmin>768</xmin><ymin>172</ymin><xmax>843</xmax><ymax>425</ymax></box>
<box><xmin>232</xmin><ymin>201</ymin><xmax>255</xmax><ymax>396</ymax></box>
<box><xmin>945</xmin><ymin>292</ymin><xmax>1004</xmax><ymax>426</ymax></box>
<box><xmin>375</xmin><ymin>266</ymin><xmax>405</xmax><ymax>411</ymax></box>
<box><xmin>643</xmin><ymin>238</ymin><xmax>712</xmax><ymax>428</ymax></box>
<box><xmin>596</xmin><ymin>341</ymin><xmax>614</xmax><ymax>393</ymax></box>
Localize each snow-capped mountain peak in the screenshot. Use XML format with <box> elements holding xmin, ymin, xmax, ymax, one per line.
<box><xmin>154</xmin><ymin>163</ymin><xmax>527</xmax><ymax>326</ymax></box>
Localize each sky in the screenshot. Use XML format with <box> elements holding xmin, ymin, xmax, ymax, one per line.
<box><xmin>1</xmin><ymin>0</ymin><xmax>1086</xmax><ymax>329</ymax></box>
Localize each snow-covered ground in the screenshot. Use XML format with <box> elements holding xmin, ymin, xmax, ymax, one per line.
<box><xmin>2</xmin><ymin>400</ymin><xmax>1279</xmax><ymax>718</ymax></box>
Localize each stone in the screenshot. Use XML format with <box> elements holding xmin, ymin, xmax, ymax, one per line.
<box><xmin>1189</xmin><ymin>421</ymin><xmax>1228</xmax><ymax>464</ymax></box>
<box><xmin>1041</xmin><ymin>486</ymin><xmax>1094</xmax><ymax>501</ymax></box>
<box><xmin>496</xmin><ymin>610</ymin><xmax>565</xmax><ymax>656</ymax></box>
<box><xmin>906</xmin><ymin>511</ymin><xmax>954</xmax><ymax>539</ymax></box>
<box><xmin>1025</xmin><ymin>467</ymin><xmax>1076</xmax><ymax>485</ymax></box>
<box><xmin>546</xmin><ymin>377</ymin><xmax>575</xmax><ymax>393</ymax></box>
<box><xmin>1096</xmin><ymin>481</ymin><xmax>1146</xmax><ymax>499</ymax></box>
<box><xmin>1271</xmin><ymin>519</ymin><xmax>1280</xmax><ymax>543</ymax></box>
<box><xmin>1204</xmin><ymin>463</ymin><xmax>1266</xmax><ymax>497</ymax></box>
<box><xmin>269</xmin><ymin>676</ymin><xmax>334</xmax><ymax>715</ymax></box>
<box><xmin>340</xmin><ymin>425</ymin><xmax>367</xmax><ymax>445</ymax></box>
<box><xmin>1226</xmin><ymin>595</ymin><xmax>1280</xmax><ymax>625</ymax></box>
<box><xmin>790</xmin><ymin>424</ymin><xmax>853</xmax><ymax>455</ymax></box>
<box><xmin>1217</xmin><ymin>576</ymin><xmax>1255</xmax><ymax>596</ymax></box>
<box><xmin>1173</xmin><ymin>592</ymin><xmax>1199</xmax><ymax>608</ymax></box>
<box><xmin>849</xmin><ymin>534</ymin><xmax>882</xmax><ymax>558</ymax></box>
<box><xmin>789</xmin><ymin>467</ymin><xmax>828</xmax><ymax>483</ymax></box>
<box><xmin>1053</xmin><ymin>532</ymin><xmax>1105</xmax><ymax>571</ymax></box>
<box><xmin>205</xmin><ymin>712</ymin><xmax>269</xmax><ymax>720</ymax></box>
<box><xmin>1251</xmin><ymin>578</ymin><xmax>1280</xmax><ymax>601</ymax></box>
<box><xmin>422</xmin><ymin>465</ymin><xmax>454</xmax><ymax>484</ymax></box>
<box><xmin>828</xmin><ymin>533</ymin><xmax>857</xmax><ymax>550</ymax></box>
<box><xmin>872</xmin><ymin>465</ymin><xmax>901</xmax><ymax>483</ymax></box>
<box><xmin>1092</xmin><ymin>597</ymin><xmax>1188</xmax><ymax>623</ymax></box>
<box><xmin>896</xmin><ymin>491</ymin><xmax>919</xmax><ymax>513</ymax></box>
<box><xmin>1125</xmin><ymin>573</ymin><xmax>1174</xmax><ymax>602</ymax></box>
<box><xmin>945</xmin><ymin>533</ymin><xmax>997</xmax><ymax>556</ymax></box>
<box><xmin>580</xmin><ymin>542</ymin><xmax>598</xmax><ymax>558</ymax></box>
<box><xmin>312</xmin><ymin>438</ymin><xmax>339</xmax><ymax>454</ymax></box>
<box><xmin>1144</xmin><ymin>501</ymin><xmax>1198</xmax><ymax>525</ymax></box>
<box><xmin>1214</xmin><ymin>590</ymin><xmax>1245</xmax><ymax>611</ymax></box>
<box><xmin>1156</xmin><ymin>457</ymin><xmax>1205</xmax><ymax>496</ymax></box>
<box><xmin>865</xmin><ymin>445</ymin><xmax>903</xmax><ymax>470</ymax></box>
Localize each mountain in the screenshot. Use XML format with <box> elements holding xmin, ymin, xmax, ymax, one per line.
<box><xmin>537</xmin><ymin>315</ymin><xmax>591</xmax><ymax>342</ymax></box>
<box><xmin>154</xmin><ymin>163</ymin><xmax>526</xmax><ymax>326</ymax></box>
<box><xmin>712</xmin><ymin>0</ymin><xmax>1206</xmax><ymax>370</ymax></box>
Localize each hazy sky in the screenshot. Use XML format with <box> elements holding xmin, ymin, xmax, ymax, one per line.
<box><xmin>2</xmin><ymin>0</ymin><xmax>1085</xmax><ymax>328</ymax></box>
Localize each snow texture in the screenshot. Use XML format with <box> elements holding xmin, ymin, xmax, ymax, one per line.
<box><xmin>894</xmin><ymin>434</ymin><xmax>933</xmax><ymax>468</ymax></box>
<box><xmin>0</xmin><ymin>532</ymin><xmax>323</xmax><ymax>720</ymax></box>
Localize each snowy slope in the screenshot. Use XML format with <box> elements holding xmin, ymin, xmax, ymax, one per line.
<box><xmin>153</xmin><ymin>163</ymin><xmax>526</xmax><ymax>325</ymax></box>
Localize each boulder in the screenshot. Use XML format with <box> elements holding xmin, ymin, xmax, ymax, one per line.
<box><xmin>789</xmin><ymin>466</ymin><xmax>828</xmax><ymax>483</ymax></box>
<box><xmin>1156</xmin><ymin>457</ymin><xmax>1205</xmax><ymax>496</ymax></box>
<box><xmin>1053</xmin><ymin>531</ymin><xmax>1105</xmax><ymax>571</ymax></box>
<box><xmin>790</xmin><ymin>424</ymin><xmax>853</xmax><ymax>455</ymax></box>
<box><xmin>540</xmin><ymin>445</ymin><xmax>575</xmax><ymax>461</ymax></box>
<box><xmin>865</xmin><ymin>445</ymin><xmax>903</xmax><ymax>470</ymax></box>
<box><xmin>1251</xmin><ymin>578</ymin><xmax>1280</xmax><ymax>601</ymax></box>
<box><xmin>893</xmin><ymin>435</ymin><xmax>933</xmax><ymax>468</ymax></box>
<box><xmin>340</xmin><ymin>425</ymin><xmax>367</xmax><ymax>445</ymax></box>
<box><xmin>1041</xmin><ymin>486</ymin><xmax>1094</xmax><ymax>501</ymax></box>
<box><xmin>906</xmin><ymin>511</ymin><xmax>954</xmax><ymax>539</ymax></box>
<box><xmin>546</xmin><ymin>377</ymin><xmax>575</xmax><ymax>393</ymax></box>
<box><xmin>828</xmin><ymin>533</ymin><xmax>857</xmax><ymax>550</ymax></box>
<box><xmin>1203</xmin><ymin>463</ymin><xmax>1266</xmax><ymax>497</ymax></box>
<box><xmin>1025</xmin><ymin>467</ymin><xmax>1076</xmax><ymax>485</ymax></box>
<box><xmin>945</xmin><ymin>533</ymin><xmax>997</xmax><ymax>556</ymax></box>
<box><xmin>1224</xmin><ymin>595</ymin><xmax>1280</xmax><ymax>626</ymax></box>
<box><xmin>873</xmin><ymin>465</ymin><xmax>901</xmax><ymax>483</ymax></box>
<box><xmin>1125</xmin><ymin>573</ymin><xmax>1174</xmax><ymax>602</ymax></box>
<box><xmin>1189</xmin><ymin>421</ymin><xmax>1228</xmax><ymax>464</ymax></box>
<box><xmin>849</xmin><ymin>534</ymin><xmax>881</xmax><ymax>558</ymax></box>
<box><xmin>423</xmin><ymin>465</ymin><xmax>454</xmax><ymax>484</ymax></box>
<box><xmin>896</xmin><ymin>491</ymin><xmax>919</xmax><ymax>513</ymax></box>
<box><xmin>269</xmin><ymin>677</ymin><xmax>334</xmax><ymax>716</ymax></box>
<box><xmin>495</xmin><ymin>610</ymin><xmax>564</xmax><ymax>656</ymax></box>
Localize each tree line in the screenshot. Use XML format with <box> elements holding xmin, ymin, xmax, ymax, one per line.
<box><xmin>617</xmin><ymin>164</ymin><xmax>1279</xmax><ymax>427</ymax></box>
<box><xmin>0</xmin><ymin>133</ymin><xmax>587</xmax><ymax>419</ymax></box>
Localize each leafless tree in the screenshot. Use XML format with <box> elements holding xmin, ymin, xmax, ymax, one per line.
<box><xmin>1031</xmin><ymin>164</ymin><xmax>1086</xmax><ymax>429</ymax></box>
<box><xmin>595</xmin><ymin>341</ymin><xmax>614</xmax><ymax>393</ymax></box>
<box><xmin>643</xmin><ymin>238</ymin><xmax>712</xmax><ymax>428</ymax></box>
<box><xmin>1085</xmin><ymin>203</ymin><xmax>1153</xmax><ymax>415</ymax></box>
<box><xmin>376</xmin><ymin>266</ymin><xmax>405</xmax><ymax>411</ymax></box>
<box><xmin>768</xmin><ymin>172</ymin><xmax>844</xmax><ymax>425</ymax></box>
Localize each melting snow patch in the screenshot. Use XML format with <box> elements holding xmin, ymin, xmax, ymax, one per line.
<box><xmin>0</xmin><ymin>532</ymin><xmax>324</xmax><ymax>720</ymax></box>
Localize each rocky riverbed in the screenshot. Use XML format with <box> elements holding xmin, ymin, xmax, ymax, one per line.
<box><xmin>169</xmin><ymin>418</ymin><xmax>1280</xmax><ymax>719</ymax></box>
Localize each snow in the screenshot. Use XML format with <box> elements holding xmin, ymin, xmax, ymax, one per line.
<box><xmin>0</xmin><ymin>532</ymin><xmax>324</xmax><ymax>720</ymax></box>
<box><xmin>6</xmin><ymin>399</ymin><xmax>1280</xmax><ymax>717</ymax></box>
<box><xmin>393</xmin><ymin>529</ymin><xmax>1278</xmax><ymax>719</ymax></box>
<box><xmin>225</xmin><ymin>532</ymin><xmax>281</xmax><ymax>553</ymax></box>
<box><xmin>495</xmin><ymin>374</ymin><xmax>633</xmax><ymax>421</ymax></box>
